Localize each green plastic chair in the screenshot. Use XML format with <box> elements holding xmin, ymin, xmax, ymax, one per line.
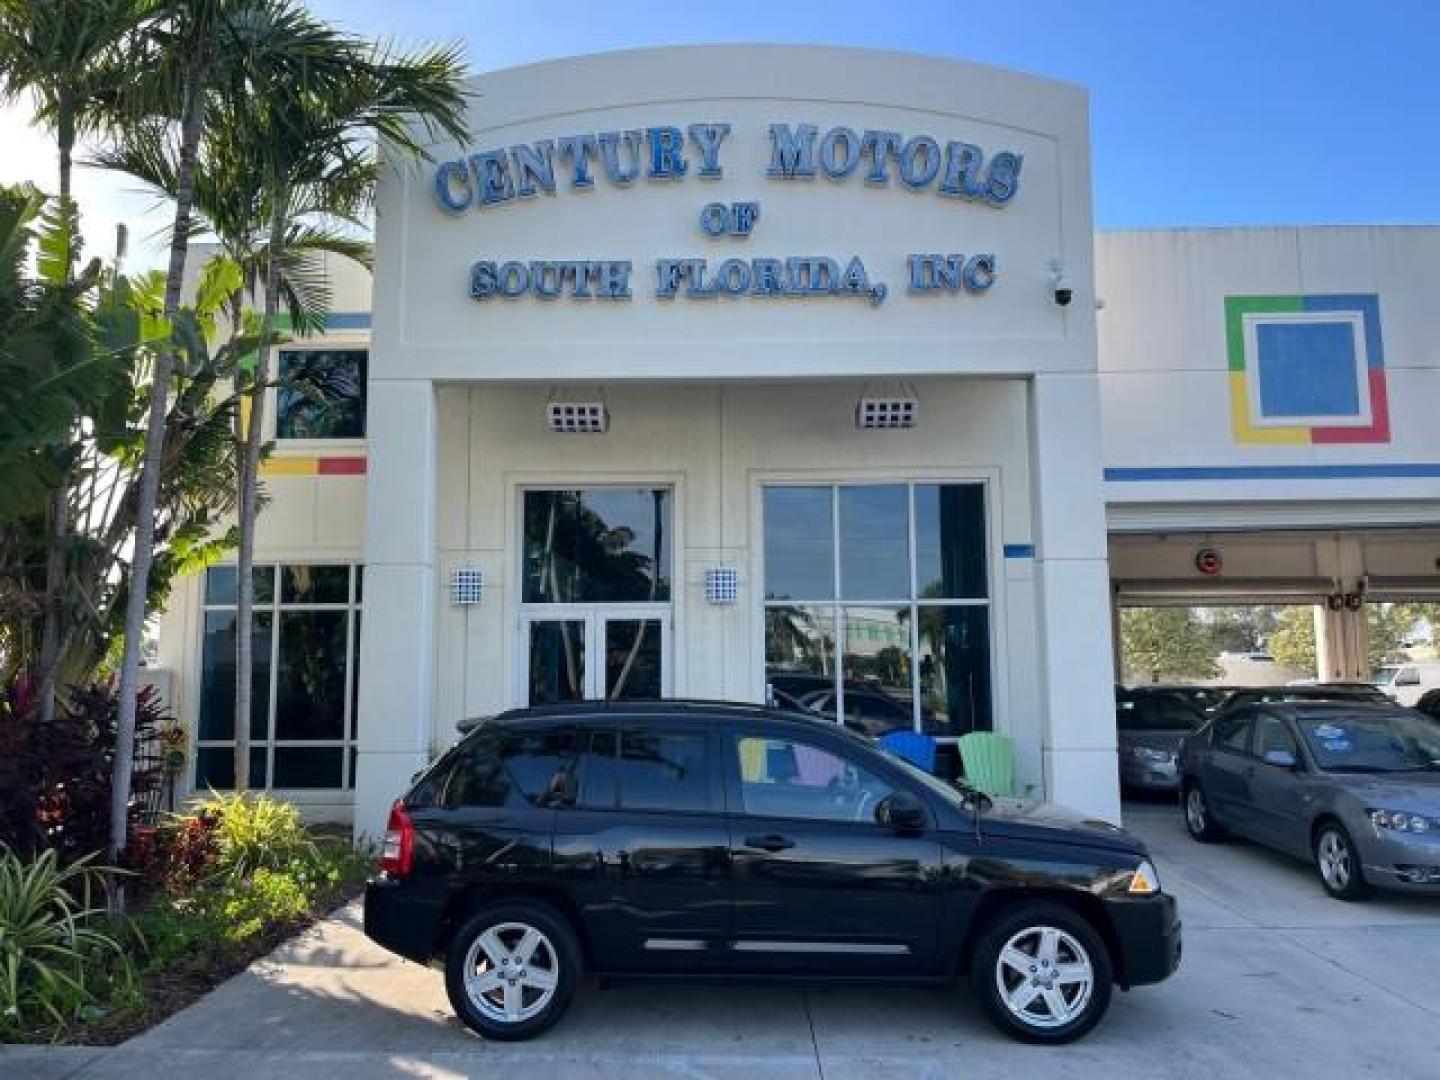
<box><xmin>958</xmin><ymin>732</ymin><xmax>1016</xmax><ymax>798</ymax></box>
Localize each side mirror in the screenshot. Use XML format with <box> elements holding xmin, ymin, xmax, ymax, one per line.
<box><xmin>1262</xmin><ymin>748</ymin><xmax>1298</xmax><ymax>769</ymax></box>
<box><xmin>875</xmin><ymin>790</ymin><xmax>926</xmax><ymax>833</ymax></box>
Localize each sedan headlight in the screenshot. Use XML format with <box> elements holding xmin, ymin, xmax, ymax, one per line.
<box><xmin>1127</xmin><ymin>746</ymin><xmax>1175</xmax><ymax>763</ymax></box>
<box><xmin>1368</xmin><ymin>809</ymin><xmax>1439</xmax><ymax>834</ymax></box>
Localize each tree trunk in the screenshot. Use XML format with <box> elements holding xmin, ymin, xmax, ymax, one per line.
<box><xmin>235</xmin><ymin>195</ymin><xmax>286</xmax><ymax>793</ymax></box>
<box><xmin>109</xmin><ymin>77</ymin><xmax>208</xmax><ymax>864</ymax></box>
<box><xmin>35</xmin><ymin>104</ymin><xmax>77</xmax><ymax>734</ymax></box>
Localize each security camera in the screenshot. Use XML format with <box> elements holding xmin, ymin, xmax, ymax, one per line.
<box><xmin>1048</xmin><ymin>258</ymin><xmax>1073</xmax><ymax>307</ymax></box>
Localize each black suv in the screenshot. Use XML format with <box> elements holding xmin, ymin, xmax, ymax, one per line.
<box><xmin>364</xmin><ymin>701</ymin><xmax>1180</xmax><ymax>1044</ymax></box>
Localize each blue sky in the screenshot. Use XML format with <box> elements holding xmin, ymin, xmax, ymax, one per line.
<box><xmin>2</xmin><ymin>0</ymin><xmax>1434</xmax><ymax>266</ymax></box>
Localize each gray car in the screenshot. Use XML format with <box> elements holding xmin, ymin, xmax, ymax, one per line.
<box><xmin>1179</xmin><ymin>700</ymin><xmax>1440</xmax><ymax>900</ymax></box>
<box><xmin>1116</xmin><ymin>688</ymin><xmax>1208</xmax><ymax>794</ymax></box>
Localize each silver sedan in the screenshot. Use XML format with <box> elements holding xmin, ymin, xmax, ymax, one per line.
<box><xmin>1178</xmin><ymin>700</ymin><xmax>1440</xmax><ymax>900</ymax></box>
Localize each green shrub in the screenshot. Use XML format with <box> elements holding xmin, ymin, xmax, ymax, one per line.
<box><xmin>0</xmin><ymin>846</ymin><xmax>128</xmax><ymax>1038</ymax></box>
<box><xmin>194</xmin><ymin>792</ymin><xmax>317</xmax><ymax>880</ymax></box>
<box><xmin>207</xmin><ymin>867</ymin><xmax>310</xmax><ymax>943</ymax></box>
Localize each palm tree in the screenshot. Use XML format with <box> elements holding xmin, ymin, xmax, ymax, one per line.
<box><xmin>104</xmin><ymin>0</ymin><xmax>387</xmax><ymax>861</ymax></box>
<box><xmin>0</xmin><ymin>0</ymin><xmax>152</xmax><ymax>732</ymax></box>
<box><xmin>223</xmin><ymin>42</ymin><xmax>467</xmax><ymax>788</ymax></box>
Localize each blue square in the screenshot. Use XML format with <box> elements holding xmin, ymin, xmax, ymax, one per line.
<box><xmin>1255</xmin><ymin>321</ymin><xmax>1360</xmax><ymax>418</ymax></box>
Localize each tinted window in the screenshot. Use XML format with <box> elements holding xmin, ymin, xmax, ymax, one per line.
<box><xmin>735</xmin><ymin>735</ymin><xmax>894</xmax><ymax>823</ymax></box>
<box><xmin>522</xmin><ymin>488</ymin><xmax>671</xmax><ymax>603</ymax></box>
<box><xmin>1254</xmin><ymin>715</ymin><xmax>1298</xmax><ymax>760</ymax></box>
<box><xmin>1214</xmin><ymin>712</ymin><xmax>1253</xmax><ymax>753</ymax></box>
<box><xmin>276</xmin><ymin>349</ymin><xmax>367</xmax><ymax>438</ymax></box>
<box><xmin>577</xmin><ymin>727</ymin><xmax>619</xmax><ymax>809</ymax></box>
<box><xmin>1118</xmin><ymin>692</ymin><xmax>1205</xmax><ymax>732</ymax></box>
<box><xmin>616</xmin><ymin>729</ymin><xmax>712</xmax><ymax>813</ymax></box>
<box><xmin>445</xmin><ymin>727</ymin><xmax>577</xmax><ymax>808</ymax></box>
<box><xmin>763</xmin><ymin>487</ymin><xmax>834</xmax><ymax>600</ymax></box>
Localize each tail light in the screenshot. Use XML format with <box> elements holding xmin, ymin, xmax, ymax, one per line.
<box><xmin>379</xmin><ymin>799</ymin><xmax>414</xmax><ymax>877</ymax></box>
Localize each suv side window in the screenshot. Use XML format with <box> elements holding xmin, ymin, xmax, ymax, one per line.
<box><xmin>442</xmin><ymin>725</ymin><xmax>577</xmax><ymax>809</ymax></box>
<box><xmin>577</xmin><ymin>724</ymin><xmax>716</xmax><ymax>814</ymax></box>
<box><xmin>1213</xmin><ymin>711</ymin><xmax>1254</xmax><ymax>754</ymax></box>
<box><xmin>733</xmin><ymin>733</ymin><xmax>894</xmax><ymax>824</ymax></box>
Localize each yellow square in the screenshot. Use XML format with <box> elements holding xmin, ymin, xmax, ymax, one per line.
<box><xmin>1229</xmin><ymin>371</ymin><xmax>1310</xmax><ymax>445</ymax></box>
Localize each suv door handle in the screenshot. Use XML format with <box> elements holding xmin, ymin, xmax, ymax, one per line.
<box><xmin>744</xmin><ymin>834</ymin><xmax>795</xmax><ymax>852</ymax></box>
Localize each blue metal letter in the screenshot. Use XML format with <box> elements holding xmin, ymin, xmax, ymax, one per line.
<box><xmin>469</xmin><ymin>261</ymin><xmax>497</xmax><ymax>299</ymax></box>
<box><xmin>860</xmin><ymin>131</ymin><xmax>901</xmax><ymax>184</ymax></box>
<box><xmin>434</xmin><ymin>160</ymin><xmax>472</xmax><ymax>212</ymax></box>
<box><xmin>598</xmin><ymin>131</ymin><xmax>644</xmax><ymax>185</ymax></box>
<box><xmin>818</xmin><ymin>126</ymin><xmax>861</xmax><ymax>179</ymax></box>
<box><xmin>687</xmin><ymin>123</ymin><xmax>731</xmax><ymax>178</ymax></box>
<box><xmin>898</xmin><ymin>136</ymin><xmax>941</xmax><ymax>189</ymax></box>
<box><xmin>471</xmin><ymin>150</ymin><xmax>515</xmax><ymax>205</ymax></box>
<box><xmin>699</xmin><ymin>203</ymin><xmax>728</xmax><ymax>237</ymax></box>
<box><xmin>985</xmin><ymin>153</ymin><xmax>1023</xmax><ymax>205</ymax></box>
<box><xmin>557</xmin><ymin>134</ymin><xmax>600</xmax><ymax>188</ymax></box>
<box><xmin>767</xmin><ymin>124</ymin><xmax>817</xmax><ymax>178</ymax></box>
<box><xmin>497</xmin><ymin>261</ymin><xmax>529</xmax><ymax>297</ymax></box>
<box><xmin>939</xmin><ymin>142</ymin><xmax>986</xmax><ymax>200</ymax></box>
<box><xmin>511</xmin><ymin>141</ymin><xmax>556</xmax><ymax>198</ymax></box>
<box><xmin>648</xmin><ymin>127</ymin><xmax>688</xmax><ymax>179</ymax></box>
<box><xmin>964</xmin><ymin>254</ymin><xmax>997</xmax><ymax>291</ymax></box>
<box><xmin>731</xmin><ymin>202</ymin><xmax>759</xmax><ymax>236</ymax></box>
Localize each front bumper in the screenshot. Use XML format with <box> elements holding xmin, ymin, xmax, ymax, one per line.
<box><xmin>1105</xmin><ymin>892</ymin><xmax>1182</xmax><ymax>988</ymax></box>
<box><xmin>1119</xmin><ymin>757</ymin><xmax>1181</xmax><ymax>792</ymax></box>
<box><xmin>1357</xmin><ymin>829</ymin><xmax>1440</xmax><ymax>893</ymax></box>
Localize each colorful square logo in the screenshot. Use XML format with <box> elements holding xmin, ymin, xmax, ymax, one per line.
<box><xmin>1226</xmin><ymin>293</ymin><xmax>1389</xmax><ymax>444</ymax></box>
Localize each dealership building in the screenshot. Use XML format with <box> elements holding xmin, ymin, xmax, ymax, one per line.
<box><xmin>155</xmin><ymin>47</ymin><xmax>1440</xmax><ymax>839</ymax></box>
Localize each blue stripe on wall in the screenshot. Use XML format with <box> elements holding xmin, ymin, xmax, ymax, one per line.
<box><xmin>1104</xmin><ymin>464</ymin><xmax>1440</xmax><ymax>482</ymax></box>
<box><xmin>324</xmin><ymin>311</ymin><xmax>371</xmax><ymax>330</ymax></box>
<box><xmin>1003</xmin><ymin>544</ymin><xmax>1035</xmax><ymax>558</ymax></box>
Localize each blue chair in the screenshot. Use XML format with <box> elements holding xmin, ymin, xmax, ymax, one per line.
<box><xmin>879</xmin><ymin>730</ymin><xmax>938</xmax><ymax>773</ymax></box>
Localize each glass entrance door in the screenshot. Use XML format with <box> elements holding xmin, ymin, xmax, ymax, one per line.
<box><xmin>523</xmin><ymin>610</ymin><xmax>670</xmax><ymax>706</ymax></box>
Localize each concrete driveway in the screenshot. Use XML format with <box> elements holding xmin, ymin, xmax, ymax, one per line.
<box><xmin>7</xmin><ymin>802</ymin><xmax>1440</xmax><ymax>1079</ymax></box>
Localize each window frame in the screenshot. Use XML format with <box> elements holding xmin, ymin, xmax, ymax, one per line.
<box><xmin>722</xmin><ymin>722</ymin><xmax>919</xmax><ymax>830</ymax></box>
<box><xmin>272</xmin><ymin>345</ymin><xmax>369</xmax><ymax>443</ymax></box>
<box><xmin>194</xmin><ymin>561</ymin><xmax>363</xmax><ymax>794</ymax></box>
<box><xmin>757</xmin><ymin>479</ymin><xmax>997</xmax><ymax>739</ymax></box>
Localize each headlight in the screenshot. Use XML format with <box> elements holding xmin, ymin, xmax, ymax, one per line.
<box><xmin>1127</xmin><ymin>746</ymin><xmax>1174</xmax><ymax>763</ymax></box>
<box><xmin>1127</xmin><ymin>859</ymin><xmax>1162</xmax><ymax>895</ymax></box>
<box><xmin>1369</xmin><ymin>809</ymin><xmax>1438</xmax><ymax>834</ymax></box>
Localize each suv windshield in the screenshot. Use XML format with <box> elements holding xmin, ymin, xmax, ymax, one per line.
<box><xmin>1296</xmin><ymin>712</ymin><xmax>1440</xmax><ymax>772</ymax></box>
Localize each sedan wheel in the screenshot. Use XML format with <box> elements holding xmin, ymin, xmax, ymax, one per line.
<box><xmin>971</xmin><ymin>901</ymin><xmax>1113</xmax><ymax>1044</ymax></box>
<box><xmin>1314</xmin><ymin>823</ymin><xmax>1372</xmax><ymax>902</ymax></box>
<box><xmin>1183</xmin><ymin>782</ymin><xmax>1225</xmax><ymax>842</ymax></box>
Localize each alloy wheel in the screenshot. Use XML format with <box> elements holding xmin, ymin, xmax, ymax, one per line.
<box><xmin>1317</xmin><ymin>829</ymin><xmax>1352</xmax><ymax>891</ymax></box>
<box><xmin>993</xmin><ymin>925</ymin><xmax>1095</xmax><ymax>1030</ymax></box>
<box><xmin>462</xmin><ymin>921</ymin><xmax>560</xmax><ymax>1025</ymax></box>
<box><xmin>1185</xmin><ymin>788</ymin><xmax>1207</xmax><ymax>834</ymax></box>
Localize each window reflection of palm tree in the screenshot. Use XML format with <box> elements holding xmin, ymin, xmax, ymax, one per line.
<box><xmin>766</xmin><ymin>605</ymin><xmax>834</xmax><ymax>675</ymax></box>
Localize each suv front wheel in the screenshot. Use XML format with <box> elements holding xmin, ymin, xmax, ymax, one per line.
<box><xmin>445</xmin><ymin>900</ymin><xmax>581</xmax><ymax>1041</ymax></box>
<box><xmin>970</xmin><ymin>902</ymin><xmax>1114</xmax><ymax>1044</ymax></box>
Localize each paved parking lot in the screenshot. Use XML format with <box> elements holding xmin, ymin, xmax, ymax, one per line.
<box><xmin>7</xmin><ymin>801</ymin><xmax>1440</xmax><ymax>1079</ymax></box>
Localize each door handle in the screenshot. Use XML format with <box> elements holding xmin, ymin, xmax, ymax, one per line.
<box><xmin>744</xmin><ymin>834</ymin><xmax>795</xmax><ymax>852</ymax></box>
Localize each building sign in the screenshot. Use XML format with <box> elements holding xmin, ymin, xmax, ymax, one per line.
<box><xmin>433</xmin><ymin>123</ymin><xmax>1023</xmax><ymax>307</ymax></box>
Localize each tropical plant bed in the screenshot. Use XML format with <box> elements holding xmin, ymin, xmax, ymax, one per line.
<box><xmin>2</xmin><ymin>796</ymin><xmax>372</xmax><ymax>1046</ymax></box>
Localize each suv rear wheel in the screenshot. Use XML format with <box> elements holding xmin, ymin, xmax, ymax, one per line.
<box><xmin>970</xmin><ymin>901</ymin><xmax>1114</xmax><ymax>1044</ymax></box>
<box><xmin>444</xmin><ymin>901</ymin><xmax>580</xmax><ymax>1040</ymax></box>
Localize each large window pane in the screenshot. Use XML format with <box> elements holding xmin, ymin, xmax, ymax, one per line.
<box><xmin>765</xmin><ymin>605</ymin><xmax>837</xmax><ymax>701</ymax></box>
<box><xmin>282</xmin><ymin>564</ymin><xmax>349</xmax><ymax>604</ymax></box>
<box><xmin>839</xmin><ymin>486</ymin><xmax>910</xmax><ymax>600</ymax></box>
<box><xmin>272</xmin><ymin>747</ymin><xmax>344</xmax><ymax>789</ymax></box>
<box><xmin>194</xmin><ymin>747</ymin><xmax>264</xmax><ymax>791</ymax></box>
<box><xmin>198</xmin><ymin>610</ymin><xmax>270</xmax><ymax>741</ymax></box>
<box><xmin>915</xmin><ymin>484</ymin><xmax>987</xmax><ymax>599</ymax></box>
<box><xmin>763</xmin><ymin>487</ymin><xmax>833</xmax><ymax>601</ymax></box>
<box><xmin>522</xmin><ymin>489</ymin><xmax>671</xmax><ymax>603</ymax></box>
<box><xmin>842</xmin><ymin>606</ymin><xmax>913</xmax><ymax>733</ymax></box>
<box><xmin>528</xmin><ymin>620</ymin><xmax>586</xmax><ymax>704</ymax></box>
<box><xmin>275</xmin><ymin>611</ymin><xmax>348</xmax><ymax>740</ymax></box>
<box><xmin>916</xmin><ymin>606</ymin><xmax>991</xmax><ymax>735</ymax></box>
<box><xmin>276</xmin><ymin>349</ymin><xmax>367</xmax><ymax>439</ymax></box>
<box><xmin>605</xmin><ymin>619</ymin><xmax>662</xmax><ymax>700</ymax></box>
<box><xmin>204</xmin><ymin>564</ymin><xmax>275</xmax><ymax>606</ymax></box>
